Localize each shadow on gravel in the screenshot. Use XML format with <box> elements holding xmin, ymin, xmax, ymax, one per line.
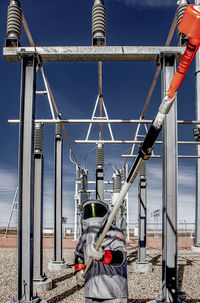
<box><xmin>129</xmin><ymin>299</ymin><xmax>154</xmax><ymax>302</ymax></box>
<box><xmin>149</xmin><ymin>254</ymin><xmax>161</xmax><ymax>266</ymax></box>
<box><xmin>178</xmin><ymin>263</ymin><xmax>185</xmax><ymax>291</ymax></box>
<box><xmin>47</xmin><ymin>285</ymin><xmax>82</xmax><ymax>303</ymax></box>
<box><xmin>127</xmin><ymin>251</ymin><xmax>138</xmax><ymax>264</ymax></box>
<box><xmin>52</xmin><ymin>272</ymin><xmax>74</xmax><ymax>288</ymax></box>
<box><xmin>129</xmin><ymin>298</ymin><xmax>200</xmax><ymax>303</ymax></box>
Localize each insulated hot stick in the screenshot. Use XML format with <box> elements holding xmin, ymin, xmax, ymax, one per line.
<box><xmin>82</xmin><ymin>4</ymin><xmax>200</xmax><ymax>278</ymax></box>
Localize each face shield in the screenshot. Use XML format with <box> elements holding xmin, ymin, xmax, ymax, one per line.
<box><xmin>82</xmin><ymin>202</ymin><xmax>108</xmax><ymax>220</ymax></box>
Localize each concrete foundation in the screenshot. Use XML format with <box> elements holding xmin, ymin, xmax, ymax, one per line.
<box><xmin>33</xmin><ymin>277</ymin><xmax>52</xmax><ymax>293</ymax></box>
<box><xmin>147</xmin><ymin>298</ymin><xmax>185</xmax><ymax>303</ymax></box>
<box><xmin>48</xmin><ymin>260</ymin><xmax>69</xmax><ymax>271</ymax></box>
<box><xmin>6</xmin><ymin>297</ymin><xmax>47</xmax><ymax>303</ymax></box>
<box><xmin>191</xmin><ymin>245</ymin><xmax>200</xmax><ymax>252</ymax></box>
<box><xmin>132</xmin><ymin>260</ymin><xmax>153</xmax><ymax>273</ymax></box>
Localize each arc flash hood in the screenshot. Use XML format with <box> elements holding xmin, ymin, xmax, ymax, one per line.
<box><xmin>81</xmin><ymin>199</ymin><xmax>110</xmax><ymax>244</ymax></box>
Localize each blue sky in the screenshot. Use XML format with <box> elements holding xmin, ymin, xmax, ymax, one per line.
<box><xmin>0</xmin><ymin>0</ymin><xmax>198</xmax><ymax>228</ymax></box>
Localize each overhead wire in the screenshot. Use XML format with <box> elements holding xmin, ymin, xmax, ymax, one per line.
<box><xmin>82</xmin><ymin>145</ymin><xmax>97</xmax><ymax>170</ymax></box>
<box><xmin>22</xmin><ymin>14</ymin><xmax>79</xmax><ymax>167</ymax></box>
<box><xmin>123</xmin><ymin>12</ymin><xmax>177</xmax><ymax>168</ymax></box>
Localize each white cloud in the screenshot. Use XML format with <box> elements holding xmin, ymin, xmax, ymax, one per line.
<box><xmin>0</xmin><ymin>169</ymin><xmax>18</xmax><ymax>191</ymax></box>
<box><xmin>178</xmin><ymin>165</ymin><xmax>195</xmax><ymax>187</ymax></box>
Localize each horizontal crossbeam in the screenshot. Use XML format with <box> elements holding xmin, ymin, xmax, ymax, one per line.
<box><xmin>3</xmin><ymin>46</ymin><xmax>185</xmax><ymax>62</ymax></box>
<box><xmin>75</xmin><ymin>140</ymin><xmax>200</xmax><ymax>144</ymax></box>
<box><xmin>8</xmin><ymin>119</ymin><xmax>200</xmax><ymax>124</ymax></box>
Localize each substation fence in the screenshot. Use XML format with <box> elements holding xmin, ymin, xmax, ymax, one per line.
<box><xmin>1</xmin><ymin>222</ymin><xmax>195</xmax><ymax>238</ymax></box>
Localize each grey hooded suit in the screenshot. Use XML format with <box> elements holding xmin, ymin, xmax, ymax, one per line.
<box><xmin>75</xmin><ymin>200</ymin><xmax>128</xmax><ymax>302</ymax></box>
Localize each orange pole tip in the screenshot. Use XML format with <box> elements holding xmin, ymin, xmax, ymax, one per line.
<box><xmin>178</xmin><ymin>4</ymin><xmax>200</xmax><ymax>44</ymax></box>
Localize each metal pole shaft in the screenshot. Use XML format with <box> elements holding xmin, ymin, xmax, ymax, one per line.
<box><xmin>54</xmin><ymin>123</ymin><xmax>63</xmax><ymax>262</ymax></box>
<box><xmin>33</xmin><ymin>154</ymin><xmax>43</xmax><ymax>280</ymax></box>
<box><xmin>33</xmin><ymin>123</ymin><xmax>44</xmax><ymax>281</ymax></box>
<box><xmin>138</xmin><ymin>162</ymin><xmax>147</xmax><ymax>263</ymax></box>
<box><xmin>195</xmin><ymin>0</ymin><xmax>200</xmax><ymax>247</ymax></box>
<box><xmin>96</xmin><ymin>144</ymin><xmax>104</xmax><ymax>201</ymax></box>
<box><xmin>74</xmin><ymin>165</ymin><xmax>80</xmax><ymax>241</ymax></box>
<box><xmin>162</xmin><ymin>55</ymin><xmax>178</xmax><ymax>303</ymax></box>
<box><xmin>18</xmin><ymin>54</ymin><xmax>36</xmax><ymax>300</ymax></box>
<box><xmin>112</xmin><ymin>170</ymin><xmax>121</xmax><ymax>228</ymax></box>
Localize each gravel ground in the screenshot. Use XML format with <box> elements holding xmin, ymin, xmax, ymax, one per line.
<box><xmin>1</xmin><ymin>248</ymin><xmax>200</xmax><ymax>303</ymax></box>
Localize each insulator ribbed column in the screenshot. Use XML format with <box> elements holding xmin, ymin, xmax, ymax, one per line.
<box><xmin>92</xmin><ymin>0</ymin><xmax>106</xmax><ymax>46</ymax></box>
<box><xmin>177</xmin><ymin>0</ymin><xmax>188</xmax><ymax>45</ymax></box>
<box><xmin>96</xmin><ymin>145</ymin><xmax>104</xmax><ymax>167</ymax></box>
<box><xmin>96</xmin><ymin>143</ymin><xmax>104</xmax><ymax>201</ymax></box>
<box><xmin>140</xmin><ymin>161</ymin><xmax>146</xmax><ymax>177</ymax></box>
<box><xmin>112</xmin><ymin>170</ymin><xmax>121</xmax><ymax>192</ymax></box>
<box><xmin>6</xmin><ymin>0</ymin><xmax>22</xmax><ymax>46</ymax></box>
<box><xmin>55</xmin><ymin>122</ymin><xmax>62</xmax><ymax>138</ymax></box>
<box><xmin>34</xmin><ymin>123</ymin><xmax>43</xmax><ymax>155</ymax></box>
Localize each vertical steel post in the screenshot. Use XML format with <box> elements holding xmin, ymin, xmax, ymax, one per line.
<box><xmin>18</xmin><ymin>54</ymin><xmax>36</xmax><ymax>301</ymax></box>
<box><xmin>112</xmin><ymin>170</ymin><xmax>121</xmax><ymax>228</ymax></box>
<box><xmin>96</xmin><ymin>143</ymin><xmax>104</xmax><ymax>201</ymax></box>
<box><xmin>138</xmin><ymin>162</ymin><xmax>147</xmax><ymax>263</ymax></box>
<box><xmin>162</xmin><ymin>55</ymin><xmax>178</xmax><ymax>302</ymax></box>
<box><xmin>79</xmin><ymin>169</ymin><xmax>89</xmax><ymax>204</ymax></box>
<box><xmin>125</xmin><ymin>164</ymin><xmax>130</xmax><ymax>241</ymax></box>
<box><xmin>54</xmin><ymin>122</ymin><xmax>63</xmax><ymax>262</ymax></box>
<box><xmin>194</xmin><ymin>0</ymin><xmax>200</xmax><ymax>249</ymax></box>
<box><xmin>33</xmin><ymin>123</ymin><xmax>44</xmax><ymax>281</ymax></box>
<box><xmin>74</xmin><ymin>165</ymin><xmax>79</xmax><ymax>240</ymax></box>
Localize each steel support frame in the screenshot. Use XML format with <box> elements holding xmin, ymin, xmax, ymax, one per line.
<box><xmin>17</xmin><ymin>54</ymin><xmax>37</xmax><ymax>301</ymax></box>
<box><xmin>138</xmin><ymin>163</ymin><xmax>147</xmax><ymax>263</ymax></box>
<box><xmin>3</xmin><ymin>46</ymin><xmax>185</xmax><ymax>62</ymax></box>
<box><xmin>33</xmin><ymin>153</ymin><xmax>44</xmax><ymax>281</ymax></box>
<box><xmin>162</xmin><ymin>54</ymin><xmax>178</xmax><ymax>302</ymax></box>
<box><xmin>96</xmin><ymin>167</ymin><xmax>104</xmax><ymax>201</ymax></box>
<box><xmin>54</xmin><ymin>125</ymin><xmax>64</xmax><ymax>263</ymax></box>
<box><xmin>195</xmin><ymin>0</ymin><xmax>200</xmax><ymax>247</ymax></box>
<box><xmin>74</xmin><ymin>165</ymin><xmax>80</xmax><ymax>241</ymax></box>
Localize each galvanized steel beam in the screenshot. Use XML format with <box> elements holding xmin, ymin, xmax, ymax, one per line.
<box><xmin>54</xmin><ymin>123</ymin><xmax>63</xmax><ymax>263</ymax></box>
<box><xmin>8</xmin><ymin>118</ymin><xmax>200</xmax><ymax>125</ymax></box>
<box><xmin>138</xmin><ymin>163</ymin><xmax>147</xmax><ymax>263</ymax></box>
<box><xmin>33</xmin><ymin>153</ymin><xmax>44</xmax><ymax>281</ymax></box>
<box><xmin>17</xmin><ymin>54</ymin><xmax>36</xmax><ymax>301</ymax></box>
<box><xmin>162</xmin><ymin>55</ymin><xmax>178</xmax><ymax>302</ymax></box>
<box><xmin>3</xmin><ymin>46</ymin><xmax>185</xmax><ymax>62</ymax></box>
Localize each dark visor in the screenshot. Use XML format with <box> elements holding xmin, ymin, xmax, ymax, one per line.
<box><xmin>82</xmin><ymin>202</ymin><xmax>107</xmax><ymax>220</ymax></box>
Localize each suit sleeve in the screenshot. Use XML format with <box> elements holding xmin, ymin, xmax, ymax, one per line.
<box><xmin>100</xmin><ymin>249</ymin><xmax>126</xmax><ymax>267</ymax></box>
<box><xmin>100</xmin><ymin>229</ymin><xmax>127</xmax><ymax>267</ymax></box>
<box><xmin>74</xmin><ymin>236</ymin><xmax>85</xmax><ymax>272</ymax></box>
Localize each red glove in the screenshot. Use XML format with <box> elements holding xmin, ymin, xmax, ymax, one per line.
<box><xmin>74</xmin><ymin>263</ymin><xmax>85</xmax><ymax>271</ymax></box>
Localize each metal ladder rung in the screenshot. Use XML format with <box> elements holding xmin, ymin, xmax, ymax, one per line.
<box><xmin>36</xmin><ymin>91</ymin><xmax>47</xmax><ymax>95</ymax></box>
<box><xmin>137</xmin><ymin>135</ymin><xmax>146</xmax><ymax>138</ymax></box>
<box><xmin>93</xmin><ymin>116</ymin><xmax>107</xmax><ymax>120</ymax></box>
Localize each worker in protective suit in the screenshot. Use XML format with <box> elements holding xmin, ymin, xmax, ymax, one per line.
<box><xmin>74</xmin><ymin>199</ymin><xmax>129</xmax><ymax>303</ymax></box>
